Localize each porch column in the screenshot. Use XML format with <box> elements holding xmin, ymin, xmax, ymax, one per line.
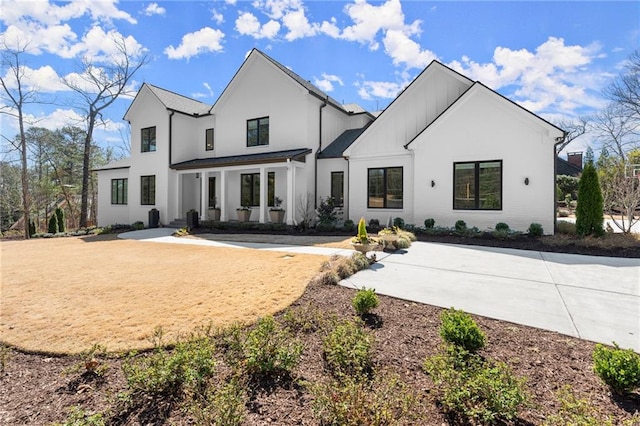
<box><xmin>220</xmin><ymin>170</ymin><xmax>228</xmax><ymax>221</ymax></box>
<box><xmin>200</xmin><ymin>171</ymin><xmax>207</xmax><ymax>220</ymax></box>
<box><xmin>259</xmin><ymin>166</ymin><xmax>266</xmax><ymax>223</ymax></box>
<box><xmin>286</xmin><ymin>160</ymin><xmax>295</xmax><ymax>225</ymax></box>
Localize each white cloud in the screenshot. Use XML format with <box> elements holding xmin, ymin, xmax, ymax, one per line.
<box><xmin>356</xmin><ymin>80</ymin><xmax>405</xmax><ymax>101</ymax></box>
<box><xmin>255</xmin><ymin>0</ymin><xmax>303</xmax><ymax>20</ymax></box>
<box><xmin>448</xmin><ymin>37</ymin><xmax>605</xmax><ymax>114</ymax></box>
<box><xmin>142</xmin><ymin>3</ymin><xmax>166</xmax><ymax>16</ymax></box>
<box><xmin>383</xmin><ymin>29</ymin><xmax>437</xmax><ymax>69</ymax></box>
<box><xmin>235</xmin><ymin>12</ymin><xmax>280</xmax><ymax>39</ymax></box>
<box><xmin>212</xmin><ymin>9</ymin><xmax>225</xmax><ymax>25</ymax></box>
<box><xmin>1</xmin><ymin>65</ymin><xmax>67</xmax><ymax>93</ymax></box>
<box><xmin>282</xmin><ymin>9</ymin><xmax>316</xmax><ymax>41</ymax></box>
<box><xmin>313</xmin><ymin>73</ymin><xmax>343</xmax><ymax>92</ymax></box>
<box><xmin>0</xmin><ymin>0</ymin><xmax>136</xmax><ymax>26</ymax></box>
<box><xmin>164</xmin><ymin>27</ymin><xmax>225</xmax><ymax>60</ymax></box>
<box><xmin>341</xmin><ymin>0</ymin><xmax>415</xmax><ymax>49</ymax></box>
<box><xmin>192</xmin><ymin>82</ymin><xmax>215</xmax><ymax>99</ymax></box>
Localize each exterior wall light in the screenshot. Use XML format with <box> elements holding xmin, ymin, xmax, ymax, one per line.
<box><xmin>431</xmin><ymin>180</ymin><xmax>435</xmax><ymax>187</ymax></box>
<box><xmin>524</xmin><ymin>177</ymin><xmax>529</xmax><ymax>185</ymax></box>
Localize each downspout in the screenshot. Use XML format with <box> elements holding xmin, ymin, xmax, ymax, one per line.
<box><xmin>315</xmin><ymin>96</ymin><xmax>328</xmax><ymax>209</ymax></box>
<box><xmin>169</xmin><ymin>111</ymin><xmax>175</xmax><ymax>167</ymax></box>
<box><xmin>345</xmin><ymin>155</ymin><xmax>350</xmax><ymax>221</ymax></box>
<box><xmin>553</xmin><ymin>131</ymin><xmax>568</xmax><ymax>234</ymax></box>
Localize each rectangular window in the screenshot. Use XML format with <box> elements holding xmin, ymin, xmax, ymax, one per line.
<box><xmin>208</xmin><ymin>176</ymin><xmax>216</xmax><ymax>208</ymax></box>
<box><xmin>241</xmin><ymin>173</ymin><xmax>260</xmax><ymax>207</ymax></box>
<box><xmin>367</xmin><ymin>167</ymin><xmax>403</xmax><ymax>209</ymax></box>
<box><xmin>205</xmin><ymin>128</ymin><xmax>214</xmax><ymax>151</ymax></box>
<box><xmin>267</xmin><ymin>172</ymin><xmax>275</xmax><ymax>207</ymax></box>
<box><xmin>111</xmin><ymin>178</ymin><xmax>127</xmax><ymax>205</ymax></box>
<box><xmin>141</xmin><ymin>126</ymin><xmax>156</xmax><ymax>152</ymax></box>
<box><xmin>141</xmin><ymin>175</ymin><xmax>156</xmax><ymax>205</ymax></box>
<box><xmin>247</xmin><ymin>117</ymin><xmax>269</xmax><ymax>147</ymax></box>
<box><xmin>331</xmin><ymin>171</ymin><xmax>344</xmax><ymax>207</ymax></box>
<box><xmin>453</xmin><ymin>160</ymin><xmax>502</xmax><ymax>210</ymax></box>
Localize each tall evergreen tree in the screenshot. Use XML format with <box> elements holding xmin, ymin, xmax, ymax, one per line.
<box><xmin>575</xmin><ymin>162</ymin><xmax>604</xmax><ymax>237</ymax></box>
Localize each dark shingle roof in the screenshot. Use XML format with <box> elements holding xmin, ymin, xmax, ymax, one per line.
<box><xmin>318</xmin><ymin>127</ymin><xmax>369</xmax><ymax>159</ymax></box>
<box><xmin>557</xmin><ymin>157</ymin><xmax>582</xmax><ymax>176</ymax></box>
<box><xmin>146</xmin><ymin>84</ymin><xmax>212</xmax><ymax>116</ymax></box>
<box><xmin>170</xmin><ymin>148</ymin><xmax>312</xmax><ymax>170</ymax></box>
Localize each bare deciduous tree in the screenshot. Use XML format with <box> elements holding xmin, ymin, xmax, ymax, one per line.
<box><xmin>605</xmin><ymin>49</ymin><xmax>640</xmax><ymax>118</ymax></box>
<box><xmin>63</xmin><ymin>35</ymin><xmax>148</xmax><ymax>228</ymax></box>
<box><xmin>555</xmin><ymin>117</ymin><xmax>589</xmax><ymax>154</ymax></box>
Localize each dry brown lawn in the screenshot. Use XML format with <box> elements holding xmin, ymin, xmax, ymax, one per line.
<box><xmin>0</xmin><ymin>233</ymin><xmax>339</xmax><ymax>354</ymax></box>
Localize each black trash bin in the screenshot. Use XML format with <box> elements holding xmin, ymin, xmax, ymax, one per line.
<box><xmin>186</xmin><ymin>209</ymin><xmax>199</xmax><ymax>229</ymax></box>
<box><xmin>149</xmin><ymin>208</ymin><xmax>160</xmax><ymax>228</ymax></box>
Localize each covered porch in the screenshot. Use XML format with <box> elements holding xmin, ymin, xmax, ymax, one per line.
<box><xmin>171</xmin><ymin>148</ymin><xmax>311</xmax><ymax>225</ymax></box>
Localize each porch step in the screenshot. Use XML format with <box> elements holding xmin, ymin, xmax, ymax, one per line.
<box><xmin>166</xmin><ymin>219</ymin><xmax>187</xmax><ymax>228</ymax></box>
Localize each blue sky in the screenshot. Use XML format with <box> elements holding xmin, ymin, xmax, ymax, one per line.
<box><xmin>1</xmin><ymin>0</ymin><xmax>638</xmax><ymax>159</ymax></box>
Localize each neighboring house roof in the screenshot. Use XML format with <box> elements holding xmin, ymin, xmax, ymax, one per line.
<box><xmin>557</xmin><ymin>157</ymin><xmax>582</xmax><ymax>176</ymax></box>
<box><xmin>92</xmin><ymin>157</ymin><xmax>131</xmax><ymax>172</ymax></box>
<box><xmin>170</xmin><ymin>148</ymin><xmax>312</xmax><ymax>170</ymax></box>
<box><xmin>318</xmin><ymin>126</ymin><xmax>369</xmax><ymax>159</ymax></box>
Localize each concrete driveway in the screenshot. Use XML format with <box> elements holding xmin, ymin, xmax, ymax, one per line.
<box><xmin>341</xmin><ymin>242</ymin><xmax>640</xmax><ymax>352</ymax></box>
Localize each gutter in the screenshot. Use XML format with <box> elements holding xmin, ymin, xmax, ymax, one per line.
<box><xmin>315</xmin><ymin>97</ymin><xmax>328</xmax><ymax>209</ymax></box>
<box><xmin>553</xmin><ymin>131</ymin><xmax>568</xmax><ymax>234</ymax></box>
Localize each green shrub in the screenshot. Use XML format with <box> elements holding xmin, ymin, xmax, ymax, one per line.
<box><xmin>54</xmin><ymin>406</ymin><xmax>105</xmax><ymax>426</ymax></box>
<box><xmin>423</xmin><ymin>347</ymin><xmax>528</xmax><ymax>424</ymax></box>
<box><xmin>243</xmin><ymin>316</ymin><xmax>302</xmax><ymax>379</ymax></box>
<box><xmin>282</xmin><ymin>304</ymin><xmax>329</xmax><ymax>334</ymax></box>
<box><xmin>393</xmin><ymin>217</ymin><xmax>405</xmax><ymax>229</ymax></box>
<box><xmin>132</xmin><ymin>221</ymin><xmax>144</xmax><ymax>230</ymax></box>
<box><xmin>556</xmin><ymin>221</ymin><xmax>577</xmax><ymax>235</ymax></box>
<box><xmin>454</xmin><ymin>220</ymin><xmax>467</xmax><ymax>234</ymax></box>
<box><xmin>323</xmin><ymin>319</ymin><xmax>373</xmax><ymax>378</ymax></box>
<box><xmin>352</xmin><ymin>288</ymin><xmax>379</xmax><ymax>316</ymax></box>
<box><xmin>440</xmin><ymin>308</ymin><xmax>486</xmax><ymax>352</ymax></box>
<box><xmin>343</xmin><ymin>219</ymin><xmax>355</xmax><ymax>232</ymax></box>
<box><xmin>495</xmin><ymin>222</ymin><xmax>509</xmax><ymax>231</ymax></box>
<box><xmin>189</xmin><ymin>377</ymin><xmax>247</xmax><ymax>426</ymax></box>
<box><xmin>424</xmin><ymin>218</ymin><xmax>435</xmax><ymax>229</ymax></box>
<box><xmin>544</xmin><ymin>385</ymin><xmax>619</xmax><ymax>426</ymax></box>
<box><xmin>368</xmin><ymin>218</ymin><xmax>380</xmax><ymax>229</ymax></box>
<box><xmin>310</xmin><ymin>373</ymin><xmax>419</xmax><ymax>425</ymax></box>
<box><xmin>55</xmin><ymin>207</ymin><xmax>65</xmax><ymax>233</ymax></box>
<box><xmin>317</xmin><ymin>196</ymin><xmax>340</xmax><ymax>227</ymax></box>
<box><xmin>593</xmin><ymin>343</ymin><xmax>640</xmax><ymax>394</ymax></box>
<box><xmin>527</xmin><ymin>222</ymin><xmax>544</xmax><ymax>237</ymax></box>
<box><xmin>576</xmin><ymin>162</ymin><xmax>604</xmax><ymax>237</ymax></box>
<box><xmin>48</xmin><ymin>213</ymin><xmax>58</xmax><ymax>233</ymax></box>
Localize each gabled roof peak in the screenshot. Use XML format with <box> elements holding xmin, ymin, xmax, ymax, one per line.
<box><xmin>144</xmin><ymin>83</ymin><xmax>212</xmax><ymax>116</ymax></box>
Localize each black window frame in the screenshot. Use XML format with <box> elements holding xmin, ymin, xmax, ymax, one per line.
<box><xmin>331</xmin><ymin>171</ymin><xmax>344</xmax><ymax>207</ymax></box>
<box><xmin>141</xmin><ymin>175</ymin><xmax>156</xmax><ymax>205</ymax></box>
<box><xmin>208</xmin><ymin>176</ymin><xmax>216</xmax><ymax>208</ymax></box>
<box><xmin>111</xmin><ymin>178</ymin><xmax>127</xmax><ymax>205</ymax></box>
<box><xmin>453</xmin><ymin>160</ymin><xmax>503</xmax><ymax>210</ymax></box>
<box><xmin>247</xmin><ymin>117</ymin><xmax>269</xmax><ymax>147</ymax></box>
<box><xmin>141</xmin><ymin>126</ymin><xmax>156</xmax><ymax>152</ymax></box>
<box><xmin>205</xmin><ymin>128</ymin><xmax>214</xmax><ymax>151</ymax></box>
<box><xmin>367</xmin><ymin>167</ymin><xmax>403</xmax><ymax>209</ymax></box>
<box><xmin>267</xmin><ymin>172</ymin><xmax>275</xmax><ymax>207</ymax></box>
<box><xmin>240</xmin><ymin>172</ymin><xmax>274</xmax><ymax>207</ymax></box>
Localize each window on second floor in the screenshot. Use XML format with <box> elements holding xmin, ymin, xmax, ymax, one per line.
<box><xmin>141</xmin><ymin>175</ymin><xmax>156</xmax><ymax>205</ymax></box>
<box><xmin>205</xmin><ymin>128</ymin><xmax>214</xmax><ymax>151</ymax></box>
<box><xmin>141</xmin><ymin>126</ymin><xmax>156</xmax><ymax>152</ymax></box>
<box><xmin>247</xmin><ymin>117</ymin><xmax>269</xmax><ymax>147</ymax></box>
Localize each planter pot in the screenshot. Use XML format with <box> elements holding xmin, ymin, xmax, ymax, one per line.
<box><xmin>236</xmin><ymin>209</ymin><xmax>252</xmax><ymax>222</ymax></box>
<box><xmin>351</xmin><ymin>242</ymin><xmax>372</xmax><ymax>254</ymax></box>
<box><xmin>269</xmin><ymin>209</ymin><xmax>285</xmax><ymax>224</ymax></box>
<box><xmin>208</xmin><ymin>208</ymin><xmax>221</xmax><ymax>221</ymax></box>
<box><xmin>186</xmin><ymin>210</ymin><xmax>199</xmax><ymax>229</ymax></box>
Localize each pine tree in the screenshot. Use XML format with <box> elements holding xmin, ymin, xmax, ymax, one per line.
<box><xmin>48</xmin><ymin>213</ymin><xmax>59</xmax><ymax>234</ymax></box>
<box><xmin>575</xmin><ymin>162</ymin><xmax>604</xmax><ymax>237</ymax></box>
<box><xmin>55</xmin><ymin>207</ymin><xmax>65</xmax><ymax>233</ymax></box>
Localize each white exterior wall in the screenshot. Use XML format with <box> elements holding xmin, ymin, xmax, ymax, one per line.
<box><xmin>96</xmin><ymin>167</ymin><xmax>130</xmax><ymax>226</ymax></box>
<box><xmin>171</xmin><ymin>114</ymin><xmax>215</xmax><ymax>164</ymax></box>
<box><xmin>411</xmin><ymin>87</ymin><xmax>560</xmax><ymax>233</ymax></box>
<box><xmin>317</xmin><ymin>157</ymin><xmax>349</xmax><ymax>219</ymax></box>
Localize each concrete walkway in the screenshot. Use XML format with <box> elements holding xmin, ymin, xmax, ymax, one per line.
<box><xmin>119</xmin><ymin>229</ymin><xmax>640</xmax><ymax>351</ymax></box>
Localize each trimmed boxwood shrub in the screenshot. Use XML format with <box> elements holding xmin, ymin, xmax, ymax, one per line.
<box><xmin>527</xmin><ymin>223</ymin><xmax>543</xmax><ymax>237</ymax></box>
<box><xmin>593</xmin><ymin>343</ymin><xmax>640</xmax><ymax>394</ymax></box>
<box><xmin>440</xmin><ymin>308</ymin><xmax>486</xmax><ymax>352</ymax></box>
<box><xmin>424</xmin><ymin>218</ymin><xmax>435</xmax><ymax>229</ymax></box>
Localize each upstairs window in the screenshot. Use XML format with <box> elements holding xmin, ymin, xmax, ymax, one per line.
<box><xmin>368</xmin><ymin>167</ymin><xmax>403</xmax><ymax>209</ymax></box>
<box><xmin>205</xmin><ymin>128</ymin><xmax>214</xmax><ymax>151</ymax></box>
<box><xmin>453</xmin><ymin>160</ymin><xmax>502</xmax><ymax>210</ymax></box>
<box><xmin>247</xmin><ymin>117</ymin><xmax>269</xmax><ymax>147</ymax></box>
<box><xmin>141</xmin><ymin>126</ymin><xmax>156</xmax><ymax>152</ymax></box>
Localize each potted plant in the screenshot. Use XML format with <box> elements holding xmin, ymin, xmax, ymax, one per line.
<box><xmin>208</xmin><ymin>197</ymin><xmax>220</xmax><ymax>221</ymax></box>
<box><xmin>236</xmin><ymin>205</ymin><xmax>252</xmax><ymax>222</ymax></box>
<box><xmin>269</xmin><ymin>196</ymin><xmax>285</xmax><ymax>224</ymax></box>
<box><xmin>351</xmin><ymin>217</ymin><xmax>376</xmax><ymax>254</ymax></box>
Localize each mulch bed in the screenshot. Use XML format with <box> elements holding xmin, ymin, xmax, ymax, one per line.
<box><xmin>1</xmin><ymin>233</ymin><xmax>639</xmax><ymax>425</ymax></box>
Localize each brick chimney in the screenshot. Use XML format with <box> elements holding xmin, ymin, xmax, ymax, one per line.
<box><xmin>567</xmin><ymin>152</ymin><xmax>583</xmax><ymax>170</ymax></box>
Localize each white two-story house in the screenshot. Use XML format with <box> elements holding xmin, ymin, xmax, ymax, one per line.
<box><xmin>96</xmin><ymin>49</ymin><xmax>565</xmax><ymax>234</ymax></box>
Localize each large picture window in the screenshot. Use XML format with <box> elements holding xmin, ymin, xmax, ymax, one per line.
<box><xmin>111</xmin><ymin>178</ymin><xmax>127</xmax><ymax>205</ymax></box>
<box><xmin>367</xmin><ymin>167</ymin><xmax>403</xmax><ymax>209</ymax></box>
<box><xmin>240</xmin><ymin>172</ymin><xmax>275</xmax><ymax>207</ymax></box>
<box><xmin>141</xmin><ymin>175</ymin><xmax>156</xmax><ymax>205</ymax></box>
<box><xmin>141</xmin><ymin>126</ymin><xmax>156</xmax><ymax>152</ymax></box>
<box><xmin>247</xmin><ymin>117</ymin><xmax>269</xmax><ymax>147</ymax></box>
<box><xmin>205</xmin><ymin>128</ymin><xmax>214</xmax><ymax>151</ymax></box>
<box><xmin>331</xmin><ymin>171</ymin><xmax>344</xmax><ymax>207</ymax></box>
<box><xmin>453</xmin><ymin>160</ymin><xmax>502</xmax><ymax>210</ymax></box>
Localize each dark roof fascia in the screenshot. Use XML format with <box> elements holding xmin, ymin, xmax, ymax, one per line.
<box><xmin>170</xmin><ymin>148</ymin><xmax>312</xmax><ymax>170</ymax></box>
<box><xmin>92</xmin><ymin>165</ymin><xmax>130</xmax><ymax>172</ymax></box>
<box><xmin>166</xmin><ymin>107</ymin><xmax>213</xmax><ymax>118</ymax></box>
<box><xmin>404</xmin><ymin>82</ymin><xmax>475</xmax><ymax>148</ymax></box>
